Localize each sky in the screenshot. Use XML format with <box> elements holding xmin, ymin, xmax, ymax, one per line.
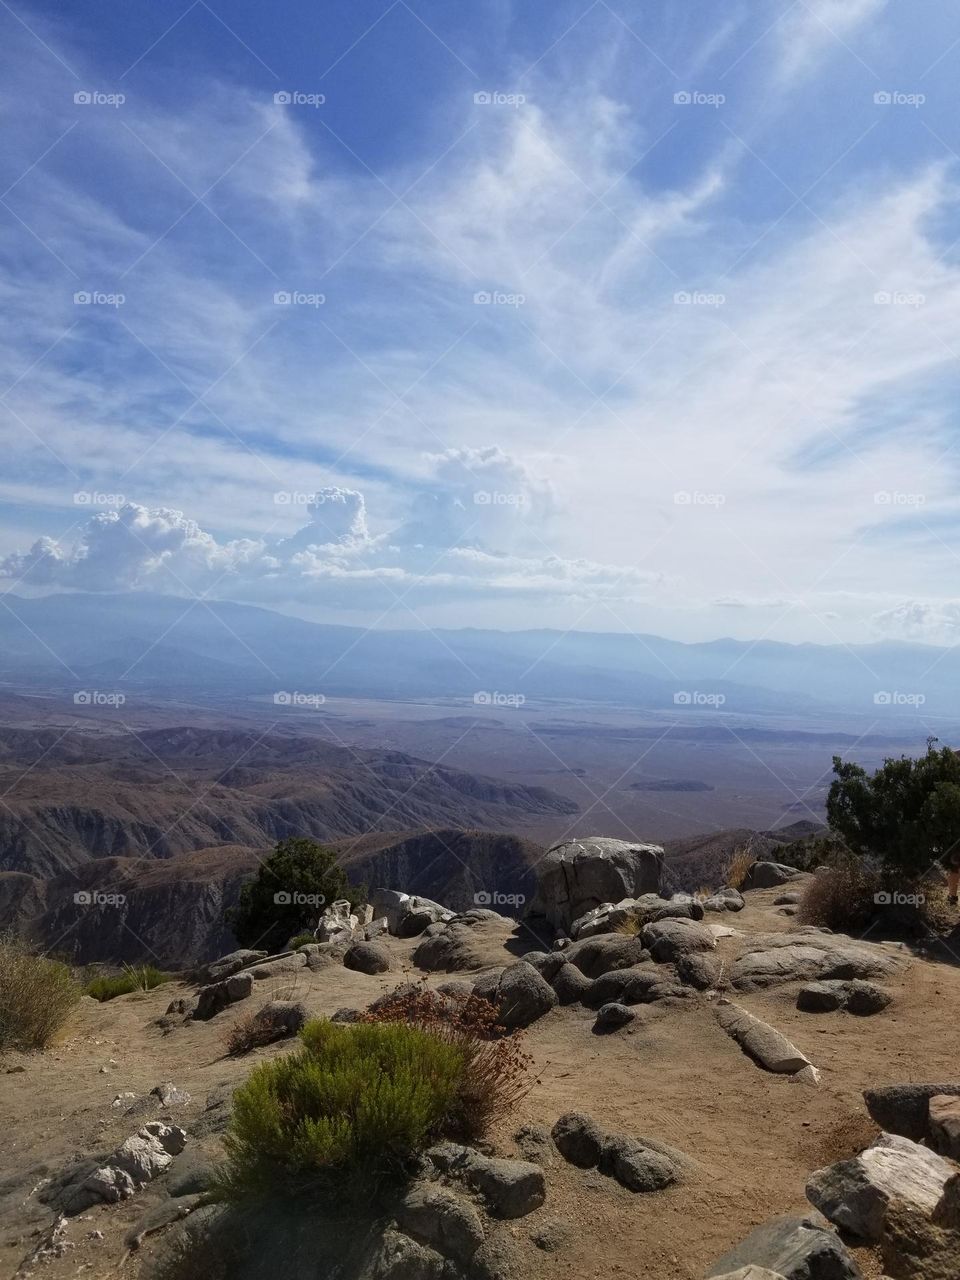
<box><xmin>1</xmin><ymin>0</ymin><xmax>960</xmax><ymax>645</ymax></box>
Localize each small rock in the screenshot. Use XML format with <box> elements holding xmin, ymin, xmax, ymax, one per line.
<box><xmin>594</xmin><ymin>1002</ymin><xmax>636</xmax><ymax>1032</ymax></box>
<box><xmin>343</xmin><ymin>941</ymin><xmax>392</xmax><ymax>975</ymax></box>
<box><xmin>397</xmin><ymin>1183</ymin><xmax>484</xmax><ymax>1265</ymax></box>
<box><xmin>551</xmin><ymin>1112</ymin><xmax>605</xmax><ymax>1168</ymax></box>
<box><xmin>513</xmin><ymin>1124</ymin><xmax>555</xmax><ymax>1166</ymax></box>
<box><xmin>598</xmin><ymin>1134</ymin><xmax>681</xmax><ymax>1192</ymax></box>
<box><xmin>863</xmin><ymin>1083</ymin><xmax>960</xmax><ymax>1141</ymax></box>
<box><xmin>530</xmin><ymin>1218</ymin><xmax>573</xmax><ymax>1252</ymax></box>
<box><xmin>705</xmin><ymin>1214</ymin><xmax>861</xmax><ymax>1279</ymax></box>
<box><xmin>465</xmin><ymin>1156</ymin><xmax>546</xmax><ymax>1219</ymax></box>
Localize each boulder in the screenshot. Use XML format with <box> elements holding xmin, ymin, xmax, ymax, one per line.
<box><xmin>716</xmin><ymin>1001</ymin><xmax>813</xmax><ymax>1074</ymax></box>
<box><xmin>58</xmin><ymin>1123</ymin><xmax>187</xmax><ymax>1215</ymax></box>
<box><xmin>193</xmin><ymin>971</ymin><xmax>253</xmax><ymax>1021</ymax></box>
<box><xmin>395</xmin><ymin>896</ymin><xmax>456</xmax><ymax>939</ymax></box>
<box><xmin>863</xmin><ymin>1084</ymin><xmax>960</xmax><ymax>1141</ymax></box>
<box><xmin>929</xmin><ymin>1095</ymin><xmax>960</xmax><ymax>1159</ymax></box>
<box><xmin>549</xmin><ymin>961</ymin><xmax>594</xmax><ymax>1005</ymax></box>
<box><xmin>200</xmin><ymin>949</ymin><xmax>266</xmax><ymax>984</ymax></box>
<box><xmin>881</xmin><ymin>1175</ymin><xmax>960</xmax><ymax>1280</ymax></box>
<box><xmin>316</xmin><ymin>899</ymin><xmax>358</xmax><ymax>944</ymax></box>
<box><xmin>371</xmin><ymin>1228</ymin><xmax>446</xmax><ymax>1280</ymax></box>
<box><xmin>797</xmin><ymin>980</ymin><xmax>891</xmax><ymax>1016</ymax></box>
<box><xmin>527</xmin><ymin>836</ymin><xmax>663</xmax><ymax>933</ymax></box>
<box><xmin>710</xmin><ymin>1270</ymin><xmax>789</xmax><ymax>1280</ymax></box>
<box><xmin>569</xmin><ymin>893</ymin><xmax>702</xmax><ymax>940</ymax></box>
<box><xmin>731</xmin><ymin>934</ymin><xmax>903</xmax><ymax>992</ymax></box>
<box><xmin>396</xmin><ymin>1184</ymin><xmax>484</xmax><ymax>1265</ymax></box>
<box><xmin>523</xmin><ymin>951</ymin><xmax>567</xmax><ymax>982</ymax></box>
<box><xmin>774</xmin><ymin>893</ymin><xmax>802</xmax><ymax>906</ymax></box>
<box><xmin>246</xmin><ymin>952</ymin><xmax>307</xmax><ymax>980</ymax></box>
<box><xmin>465</xmin><ymin>1156</ymin><xmax>546</xmax><ymax>1219</ymax></box>
<box><xmin>244</xmin><ymin>999</ymin><xmax>308</xmax><ymax>1043</ymax></box>
<box><xmin>481</xmin><ymin>961</ymin><xmax>557</xmax><ymax>1029</ymax></box>
<box><xmin>742</xmin><ymin>862</ymin><xmax>804</xmax><ymax>890</ymax></box>
<box><xmin>584</xmin><ymin>965</ymin><xmax>684</xmax><ymax>1008</ymax></box>
<box><xmin>551</xmin><ymin>1112</ymin><xmax>605</xmax><ymax>1168</ymax></box>
<box><xmin>344</xmin><ymin>941</ymin><xmax>392</xmax><ymax>974</ymax></box>
<box><xmin>166</xmin><ymin>1149</ymin><xmax>216</xmax><ymax>1197</ymax></box>
<box><xmin>705</xmin><ymin>1214</ymin><xmax>862</xmax><ymax>1279</ymax></box>
<box><xmin>806</xmin><ymin>1132</ymin><xmax>956</xmax><ymax>1243</ymax></box>
<box><xmin>675</xmin><ymin>951</ymin><xmax>722</xmax><ymax>990</ymax></box>
<box><xmin>513</xmin><ymin>1124</ymin><xmax>555</xmax><ymax>1167</ymax></box>
<box><xmin>594</xmin><ymin>1002</ymin><xmax>635</xmax><ymax>1032</ymax></box>
<box><xmin>641</xmin><ymin>917</ymin><xmax>716</xmax><ymax>962</ymax></box>
<box><xmin>597</xmin><ymin>1133</ymin><xmax>682</xmax><ymax>1192</ymax></box>
<box><xmin>702</xmin><ymin>887</ymin><xmax>746</xmax><ymax>913</ymax></box>
<box><xmin>561</xmin><ymin>933</ymin><xmax>649</xmax><ymax>978</ymax></box>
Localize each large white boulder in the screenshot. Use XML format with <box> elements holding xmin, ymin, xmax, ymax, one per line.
<box><xmin>527</xmin><ymin>837</ymin><xmax>663</xmax><ymax>934</ymax></box>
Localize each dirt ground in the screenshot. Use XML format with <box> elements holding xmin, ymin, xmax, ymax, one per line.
<box><xmin>3</xmin><ymin>883</ymin><xmax>959</xmax><ymax>1280</ymax></box>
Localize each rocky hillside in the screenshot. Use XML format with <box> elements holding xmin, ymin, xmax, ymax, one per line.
<box><xmin>2</xmin><ymin>840</ymin><xmax>958</xmax><ymax>1280</ymax></box>
<box><xmin>0</xmin><ymin>725</ymin><xmax>576</xmax><ymax>878</ymax></box>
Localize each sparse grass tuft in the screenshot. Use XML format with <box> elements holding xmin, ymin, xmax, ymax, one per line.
<box><xmin>85</xmin><ymin>964</ymin><xmax>173</xmax><ymax>1002</ymax></box>
<box><xmin>724</xmin><ymin>848</ymin><xmax>755</xmax><ymax>890</ymax></box>
<box><xmin>0</xmin><ymin>934</ymin><xmax>82</xmax><ymax>1051</ymax></box>
<box><xmin>612</xmin><ymin>914</ymin><xmax>642</xmax><ymax>936</ymax></box>
<box><xmin>287</xmin><ymin>933</ymin><xmax>316</xmax><ymax>949</ymax></box>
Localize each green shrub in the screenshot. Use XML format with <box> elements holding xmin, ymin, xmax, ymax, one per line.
<box><xmin>287</xmin><ymin>932</ymin><xmax>317</xmax><ymax>949</ymax></box>
<box><xmin>228</xmin><ymin>837</ymin><xmax>366</xmax><ymax>953</ymax></box>
<box><xmin>218</xmin><ymin>1018</ymin><xmax>466</xmax><ymax>1202</ymax></box>
<box><xmin>0</xmin><ymin>935</ymin><xmax>82</xmax><ymax>1050</ymax></box>
<box><xmin>85</xmin><ymin>964</ymin><xmax>173</xmax><ymax>1002</ymax></box>
<box><xmin>797</xmin><ymin>856</ymin><xmax>882</xmax><ymax>931</ymax></box>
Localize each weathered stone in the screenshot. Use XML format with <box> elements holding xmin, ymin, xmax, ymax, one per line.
<box><xmin>465</xmin><ymin>1156</ymin><xmax>545</xmax><ymax>1219</ymax></box>
<box><xmin>527</xmin><ymin>836</ymin><xmax>663</xmax><ymax>933</ymax></box>
<box><xmin>244</xmin><ymin>999</ymin><xmax>308</xmax><ymax>1043</ymax></box>
<box><xmin>796</xmin><ymin>982</ymin><xmax>844</xmax><ymax>1012</ymax></box>
<box><xmin>316</xmin><ymin>899</ymin><xmax>358</xmax><ymax>944</ymax></box>
<box><xmin>710</xmin><ymin>1269</ymin><xmax>792</xmax><ymax>1279</ymax></box>
<box><xmin>514</xmin><ymin>1124</ymin><xmax>555</xmax><ymax>1166</ymax></box>
<box><xmin>199</xmin><ymin>949</ymin><xmax>266</xmax><ymax>984</ymax></box>
<box><xmin>716</xmin><ymin>1001</ymin><xmax>812</xmax><ymax>1074</ymax></box>
<box><xmin>641</xmin><ymin>916</ymin><xmax>716</xmax><ymax>962</ymax></box>
<box><xmin>551</xmin><ymin>1112</ymin><xmax>604</xmax><ymax>1168</ymax></box>
<box><xmin>742</xmin><ymin>862</ymin><xmax>804</xmax><ymax>890</ymax></box>
<box><xmin>479</xmin><ymin>961</ymin><xmax>557</xmax><ymax>1029</ymax></box>
<box><xmin>705</xmin><ymin>1214</ymin><xmax>862</xmax><ymax>1279</ymax></box>
<box><xmin>731</xmin><ymin>934</ymin><xmax>902</xmax><ymax>992</ymax></box>
<box><xmin>597</xmin><ymin>1133</ymin><xmax>681</xmax><ymax>1192</ymax></box>
<box><xmin>529</xmin><ymin>1218</ymin><xmax>573</xmax><ymax>1253</ymax></box>
<box><xmin>59</xmin><ymin>1123</ymin><xmax>187</xmax><ymax>1215</ymax></box>
<box><xmin>193</xmin><ymin>971</ymin><xmax>253</xmax><ymax>1021</ymax></box>
<box><xmin>583</xmin><ymin>964</ymin><xmax>683</xmax><ymax>1008</ymax></box>
<box><xmin>675</xmin><ymin>951</ymin><xmax>722</xmax><ymax>990</ymax></box>
<box><xmin>344</xmin><ymin>941</ymin><xmax>392</xmax><ymax>974</ymax></box>
<box><xmin>166</xmin><ymin>1148</ymin><xmax>215</xmax><ymax>1197</ymax></box>
<box><xmin>594</xmin><ymin>1002</ymin><xmax>636</xmax><ymax>1032</ymax></box>
<box><xmin>928</xmin><ymin>1095</ymin><xmax>960</xmax><ymax>1159</ymax></box>
<box><xmin>397</xmin><ymin>1184</ymin><xmax>484</xmax><ymax>1265</ymax></box>
<box><xmin>702</xmin><ymin>887</ymin><xmax>746</xmax><ymax>913</ymax></box>
<box><xmin>548</xmin><ymin>961</ymin><xmax>594</xmax><ymax>1005</ymax></box>
<box><xmin>806</xmin><ymin>1131</ymin><xmax>955</xmax><ymax>1243</ymax></box>
<box><xmin>774</xmin><ymin>893</ymin><xmax>802</xmax><ymax>905</ymax></box>
<box><xmin>371</xmin><ymin>1228</ymin><xmax>446</xmax><ymax>1280</ymax></box>
<box><xmin>561</xmin><ymin>932</ymin><xmax>649</xmax><ymax>978</ymax></box>
<box><xmin>863</xmin><ymin>1084</ymin><xmax>960</xmax><ymax>1141</ymax></box>
<box><xmin>246</xmin><ymin>952</ymin><xmax>307</xmax><ymax>980</ymax></box>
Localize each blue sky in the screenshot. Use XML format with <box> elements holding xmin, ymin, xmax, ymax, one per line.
<box><xmin>2</xmin><ymin>0</ymin><xmax>960</xmax><ymax>643</ymax></box>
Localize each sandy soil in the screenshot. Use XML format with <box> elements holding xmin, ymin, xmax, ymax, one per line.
<box><xmin>3</xmin><ymin>884</ymin><xmax>959</xmax><ymax>1280</ymax></box>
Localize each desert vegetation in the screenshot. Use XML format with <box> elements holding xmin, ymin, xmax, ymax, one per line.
<box><xmin>84</xmin><ymin>964</ymin><xmax>174</xmax><ymax>1002</ymax></box>
<box><xmin>0</xmin><ymin>935</ymin><xmax>81</xmax><ymax>1050</ymax></box>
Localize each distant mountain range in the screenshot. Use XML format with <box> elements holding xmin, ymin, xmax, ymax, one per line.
<box><xmin>0</xmin><ymin>590</ymin><xmax>954</xmax><ymax>718</ymax></box>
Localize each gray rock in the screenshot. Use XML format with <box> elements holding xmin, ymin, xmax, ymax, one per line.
<box><xmin>529</xmin><ymin>1217</ymin><xmax>573</xmax><ymax>1253</ymax></box>
<box><xmin>675</xmin><ymin>951</ymin><xmax>722</xmax><ymax>989</ymax></box>
<box><xmin>806</xmin><ymin>1131</ymin><xmax>956</xmax><ymax>1243</ymax></box>
<box><xmin>598</xmin><ymin>1133</ymin><xmax>681</xmax><ymax>1192</ymax></box>
<box><xmin>796</xmin><ymin>982</ymin><xmax>844</xmax><ymax>1012</ymax></box>
<box><xmin>641</xmin><ymin>917</ymin><xmax>716</xmax><ymax>962</ymax></box>
<box><xmin>371</xmin><ymin>1228</ymin><xmax>447</xmax><ymax>1280</ymax></box>
<box><xmin>731</xmin><ymin>934</ymin><xmax>902</xmax><ymax>992</ymax></box>
<box><xmin>798</xmin><ymin>980</ymin><xmax>891</xmax><ymax>1016</ymax></box>
<box><xmin>549</xmin><ymin>961</ymin><xmax>594</xmax><ymax>1005</ymax></box>
<box><xmin>344</xmin><ymin>941</ymin><xmax>393</xmax><ymax>974</ymax></box>
<box><xmin>246</xmin><ymin>952</ymin><xmax>307</xmax><ymax>980</ymax></box>
<box><xmin>199</xmin><ymin>949</ymin><xmax>266</xmax><ymax>984</ymax></box>
<box><xmin>551</xmin><ymin>1112</ymin><xmax>605</xmax><ymax>1168</ymax></box>
<box><xmin>527</xmin><ymin>836</ymin><xmax>663</xmax><ymax>933</ymax></box>
<box><xmin>705</xmin><ymin>1214</ymin><xmax>862</xmax><ymax>1279</ymax></box>
<box><xmin>845</xmin><ymin>981</ymin><xmax>892</xmax><ymax>1016</ymax></box>
<box><xmin>928</xmin><ymin>1095</ymin><xmax>960</xmax><ymax>1159</ymax></box>
<box><xmin>166</xmin><ymin>1148</ymin><xmax>216</xmax><ymax>1196</ymax></box>
<box><xmin>583</xmin><ymin>964</ymin><xmax>683</xmax><ymax>1008</ymax></box>
<box><xmin>774</xmin><ymin>893</ymin><xmax>803</xmax><ymax>905</ymax></box>
<box><xmin>561</xmin><ymin>933</ymin><xmax>649</xmax><ymax>978</ymax></box>
<box><xmin>710</xmin><ymin>1270</ymin><xmax>789</xmax><ymax>1280</ymax></box>
<box><xmin>59</xmin><ymin>1123</ymin><xmax>187</xmax><ymax>1215</ymax></box>
<box><xmin>594</xmin><ymin>1002</ymin><xmax>636</xmax><ymax>1032</ymax></box>
<box><xmin>863</xmin><ymin>1084</ymin><xmax>960</xmax><ymax>1141</ymax></box>
<box><xmin>190</xmin><ymin>1082</ymin><xmax>234</xmax><ymax>1138</ymax></box>
<box><xmin>483</xmin><ymin>961</ymin><xmax>558</xmax><ymax>1029</ymax></box>
<box><xmin>523</xmin><ymin>951</ymin><xmax>567</xmax><ymax>982</ymax></box>
<box><xmin>465</xmin><ymin>1155</ymin><xmax>546</xmax><ymax>1219</ymax></box>
<box><xmin>152</xmin><ymin>1081</ymin><xmax>191</xmax><ymax>1108</ymax></box>
<box><xmin>192</xmin><ymin>971</ymin><xmax>254</xmax><ymax>1021</ymax></box>
<box><xmin>246</xmin><ymin>999</ymin><xmax>308</xmax><ymax>1042</ymax></box>
<box><xmin>742</xmin><ymin>862</ymin><xmax>804</xmax><ymax>890</ymax></box>
<box><xmin>397</xmin><ymin>1183</ymin><xmax>484</xmax><ymax>1265</ymax></box>
<box><xmin>716</xmin><ymin>1001</ymin><xmax>812</xmax><ymax>1074</ymax></box>
<box><xmin>702</xmin><ymin>887</ymin><xmax>746</xmax><ymax>913</ymax></box>
<box><xmin>513</xmin><ymin>1123</ymin><xmax>555</xmax><ymax>1166</ymax></box>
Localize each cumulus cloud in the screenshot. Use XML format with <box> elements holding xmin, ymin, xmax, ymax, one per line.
<box><xmin>872</xmin><ymin>600</ymin><xmax>960</xmax><ymax>644</ymax></box>
<box><xmin>0</xmin><ymin>469</ymin><xmax>655</xmax><ymax>608</ymax></box>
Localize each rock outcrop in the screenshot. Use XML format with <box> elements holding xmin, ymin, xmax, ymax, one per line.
<box><xmin>527</xmin><ymin>837</ymin><xmax>663</xmax><ymax>933</ymax></box>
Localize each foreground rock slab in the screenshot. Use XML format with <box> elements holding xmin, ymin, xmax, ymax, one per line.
<box><xmin>716</xmin><ymin>1001</ymin><xmax>814</xmax><ymax>1076</ymax></box>
<box><xmin>705</xmin><ymin>1213</ymin><xmax>862</xmax><ymax>1279</ymax></box>
<box><xmin>806</xmin><ymin>1131</ymin><xmax>956</xmax><ymax>1243</ymax></box>
<box><xmin>56</xmin><ymin>1122</ymin><xmax>187</xmax><ymax>1215</ymax></box>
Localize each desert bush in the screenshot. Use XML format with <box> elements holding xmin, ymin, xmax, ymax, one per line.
<box><xmin>724</xmin><ymin>847</ymin><xmax>755</xmax><ymax>889</ymax></box>
<box><xmin>287</xmin><ymin>932</ymin><xmax>316</xmax><ymax>949</ymax></box>
<box><xmin>226</xmin><ymin>1005</ymin><xmax>299</xmax><ymax>1056</ymax></box>
<box><xmin>361</xmin><ymin>983</ymin><xmax>535</xmax><ymax>1140</ymax></box>
<box><xmin>218</xmin><ymin>1018</ymin><xmax>466</xmax><ymax>1202</ymax></box>
<box><xmin>797</xmin><ymin>856</ymin><xmax>883</xmax><ymax>931</ymax></box>
<box><xmin>612</xmin><ymin>915</ymin><xmax>642</xmax><ymax>936</ymax></box>
<box><xmin>229</xmin><ymin>837</ymin><xmax>365</xmax><ymax>953</ymax></box>
<box><xmin>0</xmin><ymin>935</ymin><xmax>81</xmax><ymax>1050</ymax></box>
<box><xmin>85</xmin><ymin>964</ymin><xmax>173</xmax><ymax>1001</ymax></box>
